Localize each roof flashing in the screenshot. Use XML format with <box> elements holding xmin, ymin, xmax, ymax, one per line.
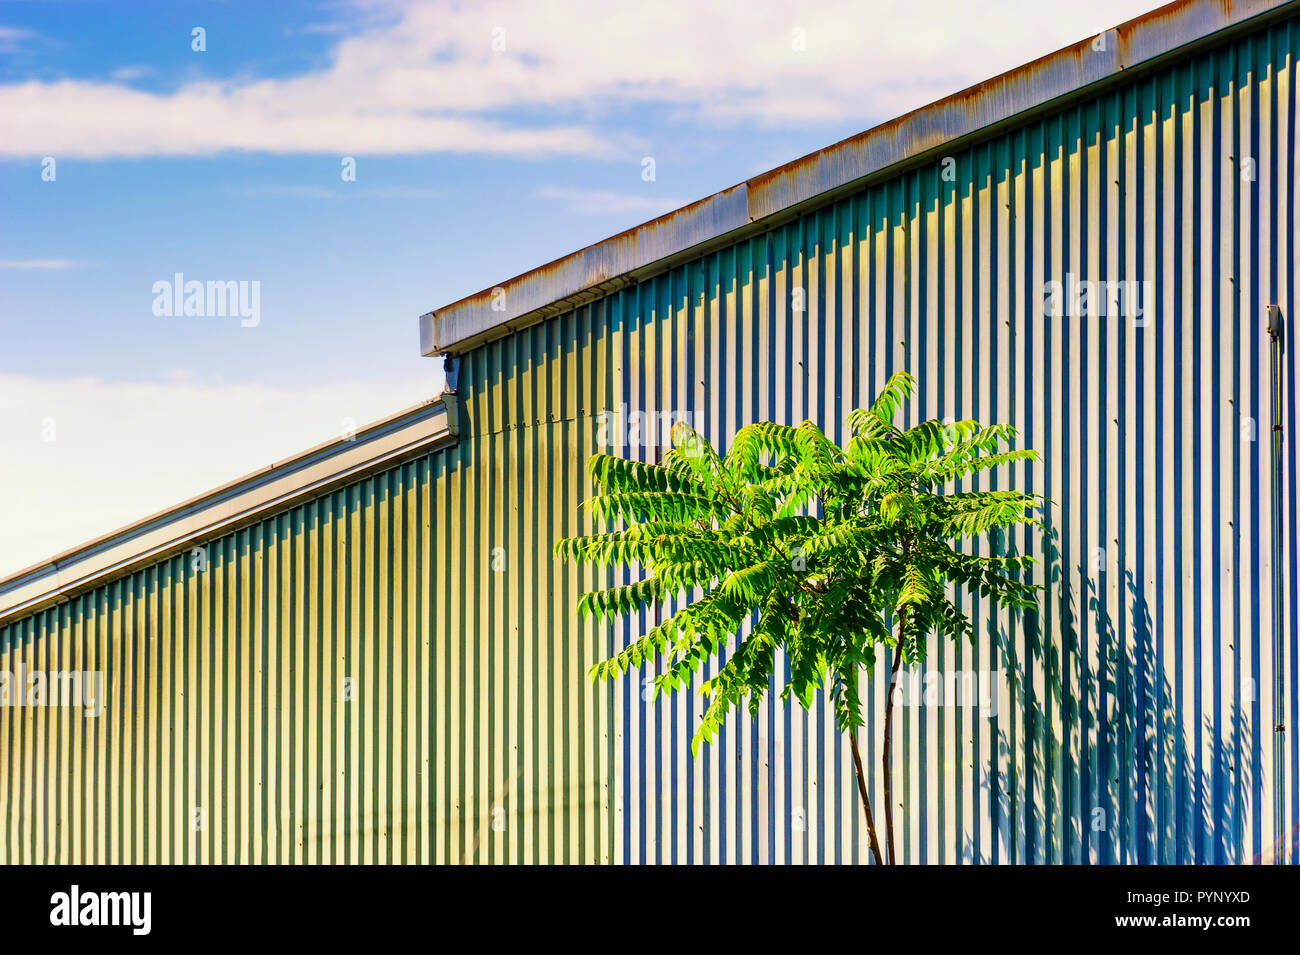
<box><xmin>421</xmin><ymin>0</ymin><xmax>1293</xmax><ymax>357</ymax></box>
<box><xmin>0</xmin><ymin>396</ymin><xmax>459</xmax><ymax>628</ymax></box>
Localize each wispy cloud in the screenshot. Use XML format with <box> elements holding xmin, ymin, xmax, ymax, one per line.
<box><xmin>0</xmin><ymin>0</ymin><xmax>1155</xmax><ymax>161</ymax></box>
<box><xmin>284</xmin><ymin>22</ymin><xmax>358</xmax><ymax>37</ymax></box>
<box><xmin>241</xmin><ymin>184</ymin><xmax>448</xmax><ymax>200</ymax></box>
<box><xmin>0</xmin><ymin>258</ymin><xmax>98</xmax><ymax>270</ymax></box>
<box><xmin>362</xmin><ymin>185</ymin><xmax>447</xmax><ymax>200</ymax></box>
<box><xmin>536</xmin><ymin>185</ymin><xmax>692</xmax><ymax>216</ymax></box>
<box><xmin>108</xmin><ymin>65</ymin><xmax>154</xmax><ymax>82</ymax></box>
<box><xmin>241</xmin><ymin>184</ymin><xmax>337</xmax><ymax>199</ymax></box>
<box><xmin>0</xmin><ymin>25</ymin><xmax>35</xmax><ymax>54</ymax></box>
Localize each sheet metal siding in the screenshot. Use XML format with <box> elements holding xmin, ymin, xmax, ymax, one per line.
<box><xmin>0</xmin><ymin>16</ymin><xmax>1295</xmax><ymax>865</ymax></box>
<box><xmin>573</xmin><ymin>16</ymin><xmax>1294</xmax><ymax>864</ymax></box>
<box><xmin>0</xmin><ymin>443</ymin><xmax>615</xmax><ymax>864</ymax></box>
<box><xmin>446</xmin><ymin>317</ymin><xmax>618</xmax><ymax>864</ymax></box>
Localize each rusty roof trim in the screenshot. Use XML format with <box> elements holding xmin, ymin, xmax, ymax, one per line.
<box><xmin>421</xmin><ymin>0</ymin><xmax>1296</xmax><ymax>357</ymax></box>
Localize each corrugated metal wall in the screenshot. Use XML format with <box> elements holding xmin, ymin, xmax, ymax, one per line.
<box><xmin>0</xmin><ymin>448</ymin><xmax>615</xmax><ymax>864</ymax></box>
<box><xmin>2</xmin><ymin>12</ymin><xmax>1296</xmax><ymax>864</ymax></box>
<box><xmin>536</xmin><ymin>11</ymin><xmax>1295</xmax><ymax>864</ymax></box>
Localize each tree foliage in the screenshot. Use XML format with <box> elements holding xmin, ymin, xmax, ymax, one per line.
<box><xmin>556</xmin><ymin>371</ymin><xmax>1041</xmax><ymax>755</ymax></box>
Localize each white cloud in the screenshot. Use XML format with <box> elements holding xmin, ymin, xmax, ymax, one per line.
<box><xmin>284</xmin><ymin>22</ymin><xmax>358</xmax><ymax>38</ymax></box>
<box><xmin>241</xmin><ymin>184</ymin><xmax>448</xmax><ymax>200</ymax></box>
<box><xmin>0</xmin><ymin>0</ymin><xmax>1159</xmax><ymax>160</ymax></box>
<box><xmin>361</xmin><ymin>185</ymin><xmax>448</xmax><ymax>200</ymax></box>
<box><xmin>0</xmin><ymin>25</ymin><xmax>34</xmax><ymax>54</ymax></box>
<box><xmin>0</xmin><ymin>372</ymin><xmax>439</xmax><ymax>578</ymax></box>
<box><xmin>0</xmin><ymin>78</ymin><xmax>619</xmax><ymax>159</ymax></box>
<box><xmin>536</xmin><ymin>185</ymin><xmax>693</xmax><ymax>216</ymax></box>
<box><xmin>108</xmin><ymin>65</ymin><xmax>154</xmax><ymax>82</ymax></box>
<box><xmin>241</xmin><ymin>184</ymin><xmax>337</xmax><ymax>199</ymax></box>
<box><xmin>0</xmin><ymin>259</ymin><xmax>98</xmax><ymax>270</ymax></box>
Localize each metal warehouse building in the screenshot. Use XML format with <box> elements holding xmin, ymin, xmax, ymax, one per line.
<box><xmin>2</xmin><ymin>0</ymin><xmax>1297</xmax><ymax>864</ymax></box>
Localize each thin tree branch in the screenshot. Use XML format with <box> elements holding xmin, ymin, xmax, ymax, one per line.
<box><xmin>850</xmin><ymin>726</ymin><xmax>884</xmax><ymax>866</ymax></box>
<box><xmin>882</xmin><ymin>628</ymin><xmax>905</xmax><ymax>864</ymax></box>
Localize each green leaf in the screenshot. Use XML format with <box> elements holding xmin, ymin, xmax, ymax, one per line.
<box><xmin>556</xmin><ymin>376</ymin><xmax>1042</xmax><ymax>759</ymax></box>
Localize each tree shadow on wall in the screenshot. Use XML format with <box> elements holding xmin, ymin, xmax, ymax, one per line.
<box><xmin>963</xmin><ymin>524</ymin><xmax>1252</xmax><ymax>864</ymax></box>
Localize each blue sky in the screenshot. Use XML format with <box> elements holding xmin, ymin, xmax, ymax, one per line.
<box><xmin>0</xmin><ymin>0</ymin><xmax>1156</xmax><ymax>575</ymax></box>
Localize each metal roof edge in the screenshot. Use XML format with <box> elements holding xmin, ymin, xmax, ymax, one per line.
<box><xmin>421</xmin><ymin>0</ymin><xmax>1296</xmax><ymax>357</ymax></box>
<box><xmin>0</xmin><ymin>394</ymin><xmax>460</xmax><ymax>629</ymax></box>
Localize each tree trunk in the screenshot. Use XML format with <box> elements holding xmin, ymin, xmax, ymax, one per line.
<box><xmin>849</xmin><ymin>726</ymin><xmax>884</xmax><ymax>865</ymax></box>
<box><xmin>882</xmin><ymin>638</ymin><xmax>905</xmax><ymax>864</ymax></box>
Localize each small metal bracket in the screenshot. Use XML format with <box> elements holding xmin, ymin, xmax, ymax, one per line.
<box><xmin>443</xmin><ymin>355</ymin><xmax>461</xmax><ymax>394</ymax></box>
<box><xmin>1266</xmin><ymin>304</ymin><xmax>1283</xmax><ymax>341</ymax></box>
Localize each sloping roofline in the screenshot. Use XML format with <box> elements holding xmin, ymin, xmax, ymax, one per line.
<box><xmin>421</xmin><ymin>0</ymin><xmax>1295</xmax><ymax>357</ymax></box>
<box><xmin>0</xmin><ymin>397</ymin><xmax>459</xmax><ymax>628</ymax></box>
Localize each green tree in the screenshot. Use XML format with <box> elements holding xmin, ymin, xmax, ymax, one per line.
<box><xmin>556</xmin><ymin>372</ymin><xmax>1040</xmax><ymax>864</ymax></box>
